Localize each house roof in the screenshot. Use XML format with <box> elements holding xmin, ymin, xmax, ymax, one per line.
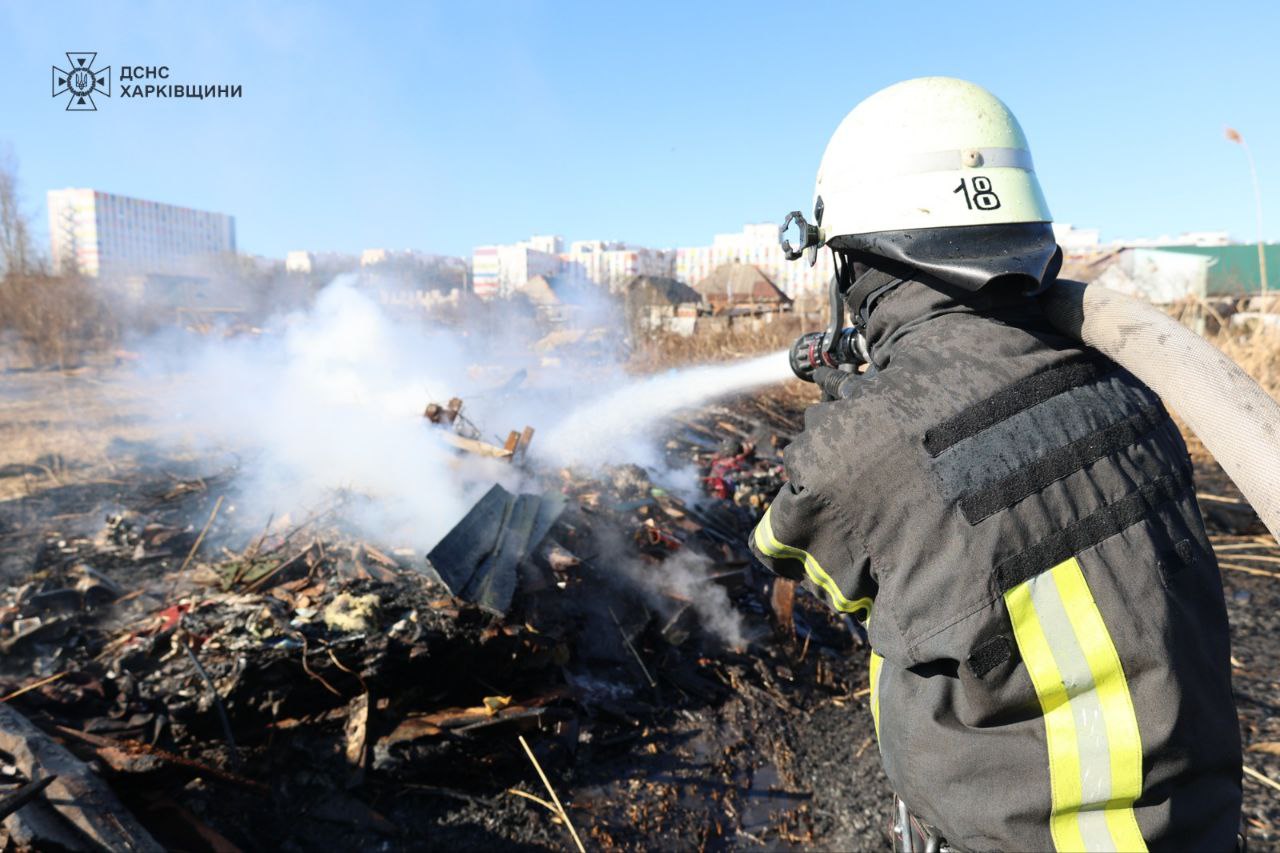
<box><xmin>693</xmin><ymin>262</ymin><xmax>792</xmax><ymax>304</ymax></box>
<box><xmin>621</xmin><ymin>275</ymin><xmax>701</xmax><ymax>306</ymax></box>
<box><xmin>519</xmin><ymin>274</ymin><xmax>602</xmax><ymax>306</ymax></box>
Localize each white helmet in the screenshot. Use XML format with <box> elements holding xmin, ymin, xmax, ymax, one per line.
<box><xmin>782</xmin><ymin>77</ymin><xmax>1060</xmax><ymax>293</ymax></box>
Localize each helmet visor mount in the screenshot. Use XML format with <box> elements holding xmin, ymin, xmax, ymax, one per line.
<box><xmin>779</xmin><ymin>209</ymin><xmax>824</xmax><ymax>265</ymax></box>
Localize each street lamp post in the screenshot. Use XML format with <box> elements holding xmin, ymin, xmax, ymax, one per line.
<box><xmin>1225</xmin><ymin>126</ymin><xmax>1269</xmax><ymax>299</ymax></box>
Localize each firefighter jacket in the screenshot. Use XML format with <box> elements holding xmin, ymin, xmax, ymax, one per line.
<box><xmin>750</xmin><ymin>276</ymin><xmax>1242</xmax><ymax>851</ymax></box>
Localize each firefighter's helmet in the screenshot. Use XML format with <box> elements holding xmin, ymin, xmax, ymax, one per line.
<box><xmin>782</xmin><ymin>77</ymin><xmax>1060</xmax><ymax>293</ymax></box>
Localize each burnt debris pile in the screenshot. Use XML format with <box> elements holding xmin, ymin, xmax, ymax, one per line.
<box><xmin>0</xmin><ymin>395</ymin><xmax>889</xmax><ymax>851</ymax></box>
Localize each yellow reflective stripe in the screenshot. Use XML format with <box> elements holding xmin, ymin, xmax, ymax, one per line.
<box><xmin>753</xmin><ymin>504</ymin><xmax>872</xmax><ymax>618</ymax></box>
<box><xmin>869</xmin><ymin>651</ymin><xmax>884</xmax><ymax>741</ymax></box>
<box><xmin>1051</xmin><ymin>561</ymin><xmax>1147</xmax><ymax>852</ymax></box>
<box><xmin>1005</xmin><ymin>557</ymin><xmax>1147</xmax><ymax>853</ymax></box>
<box><xmin>1007</xmin><ymin>579</ymin><xmax>1088</xmax><ymax>852</ymax></box>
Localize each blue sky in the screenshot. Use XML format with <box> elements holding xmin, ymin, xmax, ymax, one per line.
<box><xmin>1</xmin><ymin>1</ymin><xmax>1276</xmax><ymax>259</ymax></box>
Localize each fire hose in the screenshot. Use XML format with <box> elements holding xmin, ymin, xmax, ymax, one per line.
<box><xmin>1040</xmin><ymin>279</ymin><xmax>1280</xmax><ymax>541</ymax></box>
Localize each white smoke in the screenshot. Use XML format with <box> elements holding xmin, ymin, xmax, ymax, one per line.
<box><xmin>620</xmin><ymin>550</ymin><xmax>756</xmax><ymax>650</ymax></box>
<box><xmin>140</xmin><ymin>279</ymin><xmax>518</xmax><ymax>551</ymax></box>
<box><xmin>135</xmin><ymin>278</ymin><xmax>789</xmax><ymax>555</ymax></box>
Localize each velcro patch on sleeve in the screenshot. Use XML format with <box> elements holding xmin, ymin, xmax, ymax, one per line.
<box><xmin>966</xmin><ymin>634</ymin><xmax>1015</xmax><ymax>679</ymax></box>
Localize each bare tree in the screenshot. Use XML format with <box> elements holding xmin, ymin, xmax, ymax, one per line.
<box><xmin>0</xmin><ymin>148</ymin><xmax>115</xmax><ymax>369</ymax></box>
<box><xmin>0</xmin><ymin>148</ymin><xmax>38</xmax><ymax>279</ymax></box>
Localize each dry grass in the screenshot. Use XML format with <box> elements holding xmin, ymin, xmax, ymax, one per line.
<box><xmin>1177</xmin><ymin>325</ymin><xmax>1279</xmax><ymax>479</ymax></box>
<box><xmin>0</xmin><ymin>365</ymin><xmax>209</xmax><ymax>507</ymax></box>
<box><xmin>1211</xmin><ymin>327</ymin><xmax>1280</xmax><ymax>400</ymax></box>
<box><xmin>626</xmin><ymin>312</ymin><xmax>824</xmax><ymax>409</ymax></box>
<box><xmin>628</xmin><ymin>312</ymin><xmax>820</xmax><ymax>373</ymax></box>
<box><xmin>0</xmin><ymin>273</ymin><xmax>119</xmax><ymax>370</ymax></box>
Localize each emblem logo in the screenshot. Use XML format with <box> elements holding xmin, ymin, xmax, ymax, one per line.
<box><xmin>52</xmin><ymin>53</ymin><xmax>111</xmax><ymax>111</ymax></box>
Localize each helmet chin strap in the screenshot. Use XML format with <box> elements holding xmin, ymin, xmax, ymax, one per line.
<box><xmin>819</xmin><ymin>256</ymin><xmax>906</xmax><ymax>370</ymax></box>
<box><xmin>844</xmin><ymin>266</ymin><xmax>903</xmax><ymax>332</ymax></box>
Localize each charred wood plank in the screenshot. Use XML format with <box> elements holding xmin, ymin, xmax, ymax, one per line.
<box><xmin>0</xmin><ymin>703</ymin><xmax>163</xmax><ymax>852</ymax></box>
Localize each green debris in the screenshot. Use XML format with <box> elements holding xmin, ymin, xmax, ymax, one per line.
<box><xmin>216</xmin><ymin>558</ymin><xmax>281</xmax><ymax>590</ymax></box>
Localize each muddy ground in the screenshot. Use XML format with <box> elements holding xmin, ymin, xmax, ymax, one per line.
<box><xmin>1</xmin><ymin>364</ymin><xmax>1278</xmax><ymax>851</ymax></box>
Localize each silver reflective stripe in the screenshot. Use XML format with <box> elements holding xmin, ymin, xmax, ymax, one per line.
<box><xmin>889</xmin><ymin>146</ymin><xmax>1035</xmax><ymax>175</ymax></box>
<box><xmin>1006</xmin><ymin>556</ymin><xmax>1147</xmax><ymax>852</ymax></box>
<box><xmin>1024</xmin><ymin>570</ymin><xmax>1116</xmax><ymax>851</ymax></box>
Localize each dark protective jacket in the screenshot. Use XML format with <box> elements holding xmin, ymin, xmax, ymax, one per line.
<box><xmin>750</xmin><ymin>276</ymin><xmax>1242</xmax><ymax>851</ymax></box>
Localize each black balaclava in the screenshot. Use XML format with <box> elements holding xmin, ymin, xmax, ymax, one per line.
<box><xmin>811</xmin><ymin>226</ymin><xmax>1062</xmax><ymax>397</ymax></box>
<box><xmin>860</xmin><ymin>271</ymin><xmax>1053</xmax><ymax>370</ymax></box>
<box><xmin>839</xmin><ymin>223</ymin><xmax>1064</xmax><ymax>361</ymax></box>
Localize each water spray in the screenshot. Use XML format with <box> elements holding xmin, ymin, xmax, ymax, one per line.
<box><xmin>538</xmin><ymin>350</ymin><xmax>793</xmax><ymax>469</ymax></box>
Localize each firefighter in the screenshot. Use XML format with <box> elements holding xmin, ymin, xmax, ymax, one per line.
<box><xmin>751</xmin><ymin>77</ymin><xmax>1243</xmax><ymax>851</ymax></box>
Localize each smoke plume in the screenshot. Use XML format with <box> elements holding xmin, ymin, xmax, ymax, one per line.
<box><xmin>135</xmin><ymin>278</ymin><xmax>789</xmax><ymax>557</ymax></box>
<box><xmin>620</xmin><ymin>549</ymin><xmax>756</xmax><ymax>650</ymax></box>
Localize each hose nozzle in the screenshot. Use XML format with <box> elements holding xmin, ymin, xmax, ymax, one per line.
<box><xmin>789</xmin><ymin>328</ymin><xmax>862</xmax><ymax>382</ymax></box>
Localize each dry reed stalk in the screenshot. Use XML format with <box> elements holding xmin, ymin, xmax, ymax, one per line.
<box><xmin>517</xmin><ymin>735</ymin><xmax>586</xmax><ymax>853</ymax></box>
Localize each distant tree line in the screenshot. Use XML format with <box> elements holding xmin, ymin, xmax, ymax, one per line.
<box><xmin>0</xmin><ymin>150</ymin><xmax>118</xmax><ymax>370</ymax></box>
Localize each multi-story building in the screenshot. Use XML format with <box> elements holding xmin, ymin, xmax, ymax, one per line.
<box><xmin>472</xmin><ymin>235</ymin><xmax>679</xmax><ymax>299</ymax></box>
<box><xmin>523</xmin><ymin>235</ymin><xmax>564</xmax><ymax>256</ymax></box>
<box><xmin>479</xmin><ymin>225</ymin><xmax>843</xmax><ymax>300</ymax></box>
<box><xmin>471</xmin><ymin>245</ymin><xmax>501</xmax><ymax>296</ymax></box>
<box><xmin>361</xmin><ymin>248</ymin><xmax>423</xmax><ymax>267</ymax></box>
<box><xmin>471</xmin><ymin>240</ymin><xmax>561</xmax><ymax>299</ymax></box>
<box><xmin>47</xmin><ymin>188</ymin><xmax>236</xmax><ymax>278</ymax></box>
<box><xmin>285</xmin><ymin>250</ymin><xmax>358</xmax><ymax>274</ymax></box>
<box><xmin>676</xmin><ymin>223</ymin><xmax>834</xmax><ymax>298</ymax></box>
<box><xmin>561</xmin><ymin>240</ymin><xmax>674</xmax><ymax>292</ymax></box>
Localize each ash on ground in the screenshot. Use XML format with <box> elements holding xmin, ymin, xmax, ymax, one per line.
<box><xmin>1</xmin><ymin>384</ymin><xmax>1277</xmax><ymax>851</ymax></box>
<box><xmin>0</xmin><ymin>390</ymin><xmax>895</xmax><ymax>851</ymax></box>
